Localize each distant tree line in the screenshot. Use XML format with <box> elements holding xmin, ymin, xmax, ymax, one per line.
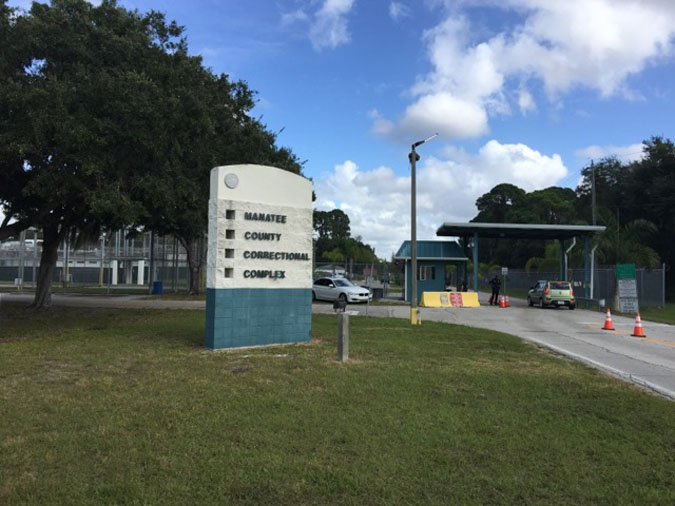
<box><xmin>0</xmin><ymin>0</ymin><xmax>303</xmax><ymax>307</ymax></box>
<box><xmin>313</xmin><ymin>209</ymin><xmax>378</xmax><ymax>266</ymax></box>
<box><xmin>470</xmin><ymin>136</ymin><xmax>675</xmax><ymax>295</ymax></box>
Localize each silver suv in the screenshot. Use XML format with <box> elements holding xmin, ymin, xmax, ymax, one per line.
<box><xmin>312</xmin><ymin>277</ymin><xmax>372</xmax><ymax>303</ymax></box>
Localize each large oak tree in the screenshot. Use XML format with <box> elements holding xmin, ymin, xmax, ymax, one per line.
<box><xmin>0</xmin><ymin>0</ymin><xmax>305</xmax><ymax>303</ymax></box>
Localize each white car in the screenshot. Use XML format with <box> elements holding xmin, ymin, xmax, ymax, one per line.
<box><xmin>312</xmin><ymin>277</ymin><xmax>372</xmax><ymax>303</ymax></box>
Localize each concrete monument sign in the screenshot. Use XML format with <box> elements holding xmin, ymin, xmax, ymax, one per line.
<box><xmin>206</xmin><ymin>164</ymin><xmax>313</xmax><ymax>349</ymax></box>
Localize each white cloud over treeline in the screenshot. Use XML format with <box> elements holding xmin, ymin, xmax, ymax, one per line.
<box><xmin>374</xmin><ymin>0</ymin><xmax>675</xmax><ymax>140</ymax></box>
<box><xmin>575</xmin><ymin>143</ymin><xmax>646</xmax><ymax>163</ymax></box>
<box><xmin>314</xmin><ymin>140</ymin><xmax>568</xmax><ymax>257</ymax></box>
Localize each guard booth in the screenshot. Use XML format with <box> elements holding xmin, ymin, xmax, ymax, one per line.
<box><xmin>394</xmin><ymin>240</ymin><xmax>468</xmax><ymax>303</ymax></box>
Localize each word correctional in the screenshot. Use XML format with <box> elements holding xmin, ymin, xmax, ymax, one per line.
<box><xmin>244</xmin><ymin>212</ymin><xmax>287</xmax><ymax>223</ymax></box>
<box><xmin>244</xmin><ymin>231</ymin><xmax>282</xmax><ymax>241</ymax></box>
<box><xmin>243</xmin><ymin>251</ymin><xmax>310</xmax><ymax>261</ymax></box>
<box><xmin>243</xmin><ymin>270</ymin><xmax>286</xmax><ymax>279</ymax></box>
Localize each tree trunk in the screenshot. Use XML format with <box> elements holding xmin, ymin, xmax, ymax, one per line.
<box><xmin>31</xmin><ymin>224</ymin><xmax>64</xmax><ymax>309</ymax></box>
<box><xmin>180</xmin><ymin>235</ymin><xmax>205</xmax><ymax>295</ymax></box>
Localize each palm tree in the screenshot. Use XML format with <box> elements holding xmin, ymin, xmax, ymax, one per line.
<box><xmin>525</xmin><ymin>242</ymin><xmax>562</xmax><ymax>273</ymax></box>
<box><xmin>595</xmin><ymin>208</ymin><xmax>660</xmax><ymax>268</ymax></box>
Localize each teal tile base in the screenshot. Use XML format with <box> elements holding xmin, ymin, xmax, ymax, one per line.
<box><xmin>205</xmin><ymin>288</ymin><xmax>312</xmax><ymax>349</ymax></box>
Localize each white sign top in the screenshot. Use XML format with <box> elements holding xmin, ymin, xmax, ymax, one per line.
<box><xmin>207</xmin><ymin>165</ymin><xmax>313</xmax><ymax>290</ymax></box>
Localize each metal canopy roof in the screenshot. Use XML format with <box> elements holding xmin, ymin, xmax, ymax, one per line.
<box><xmin>436</xmin><ymin>222</ymin><xmax>606</xmax><ymax>240</ymax></box>
<box><xmin>394</xmin><ymin>240</ymin><xmax>468</xmax><ymax>261</ymax></box>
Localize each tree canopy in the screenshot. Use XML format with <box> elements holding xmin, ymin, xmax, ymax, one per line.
<box><xmin>313</xmin><ymin>209</ymin><xmax>378</xmax><ymax>265</ymax></box>
<box><xmin>0</xmin><ymin>0</ymin><xmax>305</xmax><ymax>304</ymax></box>
<box><xmin>471</xmin><ymin>136</ymin><xmax>673</xmax><ymax>293</ymax></box>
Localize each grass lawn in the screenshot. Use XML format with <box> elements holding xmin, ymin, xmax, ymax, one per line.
<box><xmin>0</xmin><ymin>286</ymin><xmax>151</xmax><ymax>296</ymax></box>
<box><xmin>141</xmin><ymin>293</ymin><xmax>207</xmax><ymax>301</ymax></box>
<box><xmin>625</xmin><ymin>303</ymin><xmax>675</xmax><ymax>325</ymax></box>
<box><xmin>588</xmin><ymin>303</ymin><xmax>675</xmax><ymax>326</ymax></box>
<box><xmin>1</xmin><ymin>304</ymin><xmax>674</xmax><ymax>505</ymax></box>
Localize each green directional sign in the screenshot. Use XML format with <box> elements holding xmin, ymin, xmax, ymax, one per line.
<box><xmin>616</xmin><ymin>263</ymin><xmax>636</xmax><ymax>280</ymax></box>
<box><xmin>616</xmin><ymin>263</ymin><xmax>638</xmax><ymax>313</ymax></box>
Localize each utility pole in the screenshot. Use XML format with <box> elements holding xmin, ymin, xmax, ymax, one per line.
<box><xmin>148</xmin><ymin>230</ymin><xmax>155</xmax><ymax>294</ymax></box>
<box><xmin>408</xmin><ymin>133</ymin><xmax>438</xmax><ymax>325</ymax></box>
<box><xmin>591</xmin><ymin>161</ymin><xmax>596</xmax><ymax>226</ymax></box>
<box><xmin>589</xmin><ymin>161</ymin><xmax>597</xmax><ymax>298</ymax></box>
<box><xmin>32</xmin><ymin>229</ymin><xmax>38</xmax><ymax>288</ymax></box>
<box><xmin>99</xmin><ymin>233</ymin><xmax>105</xmax><ymax>286</ymax></box>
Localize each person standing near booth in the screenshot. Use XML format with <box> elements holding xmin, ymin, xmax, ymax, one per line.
<box><xmin>489</xmin><ymin>275</ymin><xmax>501</xmax><ymax>305</ymax></box>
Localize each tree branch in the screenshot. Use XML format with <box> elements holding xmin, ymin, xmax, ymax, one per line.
<box><xmin>0</xmin><ymin>216</ymin><xmax>35</xmax><ymax>241</ymax></box>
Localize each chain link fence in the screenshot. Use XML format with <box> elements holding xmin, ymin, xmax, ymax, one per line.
<box><xmin>472</xmin><ymin>266</ymin><xmax>667</xmax><ymax>307</ymax></box>
<box><xmin>1</xmin><ymin>234</ymin><xmax>405</xmax><ymax>297</ymax></box>
<box><xmin>0</xmin><ymin>230</ymin><xmax>192</xmax><ymax>292</ymax></box>
<box><xmin>5</xmin><ymin>232</ymin><xmax>664</xmax><ymax>306</ymax></box>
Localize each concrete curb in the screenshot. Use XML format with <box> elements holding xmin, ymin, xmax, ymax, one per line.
<box><xmin>521</xmin><ymin>337</ymin><xmax>675</xmax><ymax>401</ymax></box>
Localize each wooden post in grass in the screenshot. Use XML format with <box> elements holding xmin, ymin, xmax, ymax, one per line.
<box><xmin>337</xmin><ymin>313</ymin><xmax>349</xmax><ymax>362</ymax></box>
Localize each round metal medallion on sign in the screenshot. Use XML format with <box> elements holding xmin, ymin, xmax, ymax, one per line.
<box><xmin>224</xmin><ymin>173</ymin><xmax>239</xmax><ymax>189</ymax></box>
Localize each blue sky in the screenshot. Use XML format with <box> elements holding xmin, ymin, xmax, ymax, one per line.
<box><xmin>7</xmin><ymin>0</ymin><xmax>675</xmax><ymax>257</ymax></box>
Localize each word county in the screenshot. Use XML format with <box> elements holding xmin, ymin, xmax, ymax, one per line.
<box><xmin>244</xmin><ymin>231</ymin><xmax>281</xmax><ymax>241</ymax></box>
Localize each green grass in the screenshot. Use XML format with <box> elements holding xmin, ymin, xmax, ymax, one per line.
<box><xmin>140</xmin><ymin>293</ymin><xmax>207</xmax><ymax>301</ymax></box>
<box><xmin>0</xmin><ymin>285</ymin><xmax>151</xmax><ymax>295</ymax></box>
<box><xmin>369</xmin><ymin>299</ymin><xmax>407</xmax><ymax>306</ymax></box>
<box><xmin>1</xmin><ymin>304</ymin><xmax>674</xmax><ymax>505</ymax></box>
<box><xmin>583</xmin><ymin>303</ymin><xmax>675</xmax><ymax>325</ymax></box>
<box><xmin>617</xmin><ymin>303</ymin><xmax>675</xmax><ymax>325</ymax></box>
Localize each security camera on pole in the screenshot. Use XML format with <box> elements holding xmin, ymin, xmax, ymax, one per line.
<box><xmin>409</xmin><ymin>133</ymin><xmax>438</xmax><ymax>325</ymax></box>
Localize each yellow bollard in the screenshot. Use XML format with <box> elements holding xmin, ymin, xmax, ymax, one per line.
<box><xmin>410</xmin><ymin>307</ymin><xmax>422</xmax><ymax>325</ymax></box>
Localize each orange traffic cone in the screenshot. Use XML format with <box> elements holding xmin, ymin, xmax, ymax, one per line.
<box><xmin>602</xmin><ymin>308</ymin><xmax>614</xmax><ymax>331</ymax></box>
<box><xmin>499</xmin><ymin>295</ymin><xmax>507</xmax><ymax>308</ymax></box>
<box><xmin>631</xmin><ymin>313</ymin><xmax>646</xmax><ymax>338</ymax></box>
<box><xmin>505</xmin><ymin>295</ymin><xmax>511</xmax><ymax>307</ymax></box>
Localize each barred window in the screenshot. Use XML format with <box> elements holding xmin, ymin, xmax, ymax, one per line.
<box><xmin>418</xmin><ymin>265</ymin><xmax>435</xmax><ymax>280</ymax></box>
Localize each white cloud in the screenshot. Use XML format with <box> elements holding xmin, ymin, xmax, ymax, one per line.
<box><xmin>373</xmin><ymin>0</ymin><xmax>675</xmax><ymax>140</ymax></box>
<box><xmin>281</xmin><ymin>9</ymin><xmax>309</xmax><ymax>26</ymax></box>
<box><xmin>398</xmin><ymin>92</ymin><xmax>489</xmax><ymax>139</ymax></box>
<box><xmin>281</xmin><ymin>0</ymin><xmax>356</xmax><ymax>51</ymax></box>
<box><xmin>368</xmin><ymin>108</ymin><xmax>396</xmax><ymax>136</ymax></box>
<box><xmin>314</xmin><ymin>140</ymin><xmax>568</xmax><ymax>257</ymax></box>
<box><xmin>518</xmin><ymin>88</ymin><xmax>536</xmax><ymax>114</ymax></box>
<box><xmin>575</xmin><ymin>143</ymin><xmax>645</xmax><ymax>163</ymax></box>
<box><xmin>389</xmin><ymin>2</ymin><xmax>410</xmax><ymax>21</ymax></box>
<box><xmin>309</xmin><ymin>0</ymin><xmax>356</xmax><ymax>52</ymax></box>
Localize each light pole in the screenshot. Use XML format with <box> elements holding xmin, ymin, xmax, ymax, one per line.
<box><xmin>409</xmin><ymin>133</ymin><xmax>438</xmax><ymax>325</ymax></box>
<box><xmin>591</xmin><ymin>160</ymin><xmax>596</xmax><ymax>226</ymax></box>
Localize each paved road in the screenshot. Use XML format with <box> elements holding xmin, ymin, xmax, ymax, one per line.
<box><xmin>3</xmin><ymin>291</ymin><xmax>674</xmax><ymax>399</ymax></box>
